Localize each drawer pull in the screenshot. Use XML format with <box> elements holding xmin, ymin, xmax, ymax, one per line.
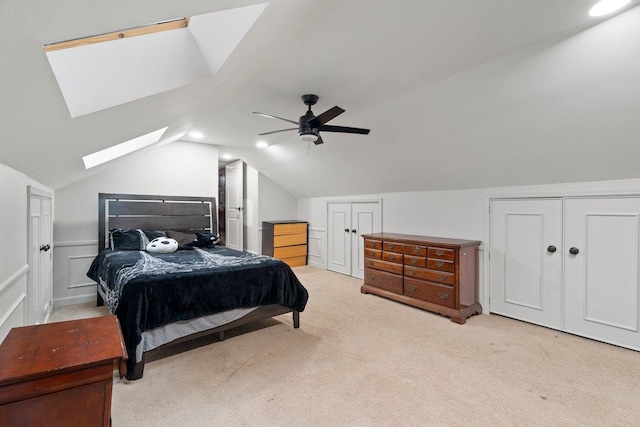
<box><xmin>387</xmin><ymin>243</ymin><xmax>395</xmax><ymax>249</ymax></box>
<box><xmin>435</xmin><ymin>249</ymin><xmax>445</xmax><ymax>256</ymax></box>
<box><xmin>408</xmin><ymin>268</ymin><xmax>416</xmax><ymax>275</ymax></box>
<box><xmin>367</xmin><ymin>260</ymin><xmax>374</xmax><ymax>266</ymax></box>
<box><xmin>435</xmin><ymin>260</ymin><xmax>444</xmax><ymax>267</ymax></box>
<box><xmin>408</xmin><ymin>285</ymin><xmax>417</xmax><ymax>293</ymax></box>
<box><xmin>368</xmin><ymin>275</ymin><xmax>375</xmax><ymax>281</ymax></box>
<box><xmin>439</xmin><ymin>275</ymin><xmax>448</xmax><ymax>281</ymax></box>
<box><xmin>438</xmin><ymin>292</ymin><xmax>449</xmax><ymax>299</ymax></box>
<box><xmin>409</xmin><ymin>257</ymin><xmax>418</xmax><ymax>264</ymax></box>
<box><xmin>389</xmin><ymin>254</ymin><xmax>396</xmax><ymax>260</ymax></box>
<box><xmin>413</xmin><ymin>246</ymin><xmax>421</xmax><ymax>254</ymax></box>
<box><xmin>368</xmin><ymin>241</ymin><xmax>376</xmax><ymax>247</ymax></box>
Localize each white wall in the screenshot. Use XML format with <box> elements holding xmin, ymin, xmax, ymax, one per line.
<box><xmin>53</xmin><ymin>141</ymin><xmax>219</xmax><ymax>307</ymax></box>
<box><xmin>241</xmin><ymin>163</ymin><xmax>298</xmax><ymax>255</ymax></box>
<box><xmin>298</xmin><ymin>177</ymin><xmax>640</xmax><ymax>310</ymax></box>
<box><xmin>0</xmin><ymin>163</ymin><xmax>53</xmax><ymax>340</ymax></box>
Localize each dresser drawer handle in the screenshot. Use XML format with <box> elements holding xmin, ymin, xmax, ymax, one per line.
<box><xmin>435</xmin><ymin>261</ymin><xmax>444</xmax><ymax>267</ymax></box>
<box><xmin>367</xmin><ymin>260</ymin><xmax>374</xmax><ymax>266</ymax></box>
<box><xmin>368</xmin><ymin>275</ymin><xmax>375</xmax><ymax>281</ymax></box>
<box><xmin>387</xmin><ymin>243</ymin><xmax>395</xmax><ymax>249</ymax></box>
<box><xmin>389</xmin><ymin>254</ymin><xmax>396</xmax><ymax>260</ymax></box>
<box><xmin>408</xmin><ymin>268</ymin><xmax>416</xmax><ymax>275</ymax></box>
<box><xmin>408</xmin><ymin>285</ymin><xmax>417</xmax><ymax>293</ymax></box>
<box><xmin>368</xmin><ymin>241</ymin><xmax>376</xmax><ymax>247</ymax></box>
<box><xmin>435</xmin><ymin>249</ymin><xmax>445</xmax><ymax>256</ymax></box>
<box><xmin>438</xmin><ymin>275</ymin><xmax>448</xmax><ymax>281</ymax></box>
<box><xmin>409</xmin><ymin>258</ymin><xmax>418</xmax><ymax>264</ymax></box>
<box><xmin>438</xmin><ymin>292</ymin><xmax>449</xmax><ymax>299</ymax></box>
<box><xmin>413</xmin><ymin>246</ymin><xmax>421</xmax><ymax>254</ymax></box>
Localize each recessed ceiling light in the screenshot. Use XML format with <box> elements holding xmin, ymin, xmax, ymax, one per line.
<box><xmin>256</xmin><ymin>141</ymin><xmax>268</xmax><ymax>148</ymax></box>
<box><xmin>222</xmin><ymin>154</ymin><xmax>232</xmax><ymax>160</ymax></box>
<box><xmin>589</xmin><ymin>0</ymin><xmax>631</xmax><ymax>16</ymax></box>
<box><xmin>189</xmin><ymin>130</ymin><xmax>204</xmax><ymax>139</ymax></box>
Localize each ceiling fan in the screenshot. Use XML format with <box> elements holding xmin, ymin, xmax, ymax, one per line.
<box><xmin>253</xmin><ymin>94</ymin><xmax>370</xmax><ymax>145</ymax></box>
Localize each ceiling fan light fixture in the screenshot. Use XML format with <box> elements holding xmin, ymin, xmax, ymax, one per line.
<box><xmin>299</xmin><ymin>133</ymin><xmax>318</xmax><ymax>142</ymax></box>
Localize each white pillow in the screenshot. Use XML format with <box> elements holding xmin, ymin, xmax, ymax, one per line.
<box><xmin>146</xmin><ymin>237</ymin><xmax>178</xmax><ymax>254</ymax></box>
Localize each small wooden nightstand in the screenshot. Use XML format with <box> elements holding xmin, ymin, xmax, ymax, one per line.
<box><xmin>0</xmin><ymin>315</ymin><xmax>127</xmax><ymax>427</ymax></box>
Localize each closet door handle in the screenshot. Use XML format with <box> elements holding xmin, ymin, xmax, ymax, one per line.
<box><xmin>547</xmin><ymin>245</ymin><xmax>557</xmax><ymax>253</ymax></box>
<box><xmin>345</xmin><ymin>229</ymin><xmax>350</xmax><ymax>233</ymax></box>
<box><xmin>569</xmin><ymin>247</ymin><xmax>580</xmax><ymax>255</ymax></box>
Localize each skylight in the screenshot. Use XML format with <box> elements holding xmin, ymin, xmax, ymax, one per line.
<box><xmin>83</xmin><ymin>127</ymin><xmax>168</xmax><ymax>169</ymax></box>
<box><xmin>45</xmin><ymin>3</ymin><xmax>269</xmax><ymax>117</ymax></box>
<box><xmin>589</xmin><ymin>0</ymin><xmax>631</xmax><ymax>16</ymax></box>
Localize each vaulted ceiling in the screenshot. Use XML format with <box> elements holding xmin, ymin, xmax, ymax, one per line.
<box><xmin>1</xmin><ymin>0</ymin><xmax>639</xmax><ymax>198</ymax></box>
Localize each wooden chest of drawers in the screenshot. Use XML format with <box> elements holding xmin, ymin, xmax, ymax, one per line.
<box><xmin>262</xmin><ymin>221</ymin><xmax>308</xmax><ymax>267</ymax></box>
<box><xmin>0</xmin><ymin>315</ymin><xmax>127</xmax><ymax>426</ymax></box>
<box><xmin>361</xmin><ymin>232</ymin><xmax>481</xmax><ymax>324</ymax></box>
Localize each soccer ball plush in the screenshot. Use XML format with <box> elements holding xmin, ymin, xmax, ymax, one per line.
<box><xmin>146</xmin><ymin>237</ymin><xmax>178</xmax><ymax>254</ymax></box>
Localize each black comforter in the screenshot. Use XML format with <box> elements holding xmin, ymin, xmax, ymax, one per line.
<box><xmin>87</xmin><ymin>246</ymin><xmax>308</xmax><ymax>376</ymax></box>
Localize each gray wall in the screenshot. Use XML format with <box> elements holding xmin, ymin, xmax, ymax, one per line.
<box><xmin>53</xmin><ymin>141</ymin><xmax>219</xmax><ymax>307</ymax></box>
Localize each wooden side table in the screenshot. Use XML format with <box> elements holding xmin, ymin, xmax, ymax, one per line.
<box><xmin>0</xmin><ymin>315</ymin><xmax>127</xmax><ymax>427</ymax></box>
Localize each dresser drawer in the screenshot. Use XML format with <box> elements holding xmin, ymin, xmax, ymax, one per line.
<box><xmin>282</xmin><ymin>256</ymin><xmax>307</xmax><ymax>267</ymax></box>
<box><xmin>404</xmin><ymin>266</ymin><xmax>455</xmax><ymax>286</ymax></box>
<box><xmin>382</xmin><ymin>251</ymin><xmax>403</xmax><ymax>264</ymax></box>
<box><xmin>383</xmin><ymin>242</ymin><xmax>426</xmax><ymax>256</ymax></box>
<box><xmin>426</xmin><ymin>258</ymin><xmax>455</xmax><ymax>272</ymax></box>
<box><xmin>274</xmin><ymin>233</ymin><xmax>307</xmax><ymax>247</ymax></box>
<box><xmin>274</xmin><ymin>245</ymin><xmax>307</xmax><ymax>259</ymax></box>
<box><xmin>404</xmin><ymin>255</ymin><xmax>426</xmax><ymax>267</ymax></box>
<box><xmin>364</xmin><ymin>268</ymin><xmax>403</xmax><ymax>294</ymax></box>
<box><xmin>428</xmin><ymin>247</ymin><xmax>455</xmax><ymax>261</ymax></box>
<box><xmin>273</xmin><ymin>223</ymin><xmax>307</xmax><ymax>236</ymax></box>
<box><xmin>364</xmin><ymin>239</ymin><xmax>382</xmax><ymax>250</ymax></box>
<box><xmin>404</xmin><ymin>278</ymin><xmax>456</xmax><ymax>309</ymax></box>
<box><xmin>365</xmin><ymin>258</ymin><xmax>403</xmax><ymax>275</ymax></box>
<box><xmin>364</xmin><ymin>248</ymin><xmax>382</xmax><ymax>259</ymax></box>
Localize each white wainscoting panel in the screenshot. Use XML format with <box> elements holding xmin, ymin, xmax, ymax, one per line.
<box><xmin>0</xmin><ymin>265</ymin><xmax>29</xmax><ymax>341</ymax></box>
<box><xmin>53</xmin><ymin>241</ymin><xmax>99</xmax><ymax>307</ymax></box>
<box><xmin>308</xmin><ymin>227</ymin><xmax>326</xmax><ymax>269</ymax></box>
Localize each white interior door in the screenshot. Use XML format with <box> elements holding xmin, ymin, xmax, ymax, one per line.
<box><xmin>490</xmin><ymin>199</ymin><xmax>563</xmax><ymax>329</ymax></box>
<box><xmin>225</xmin><ymin>160</ymin><xmax>244</xmax><ymax>251</ymax></box>
<box><xmin>351</xmin><ymin>202</ymin><xmax>382</xmax><ymax>279</ymax></box>
<box><xmin>40</xmin><ymin>197</ymin><xmax>53</xmax><ymax>323</ymax></box>
<box><xmin>328</xmin><ymin>202</ymin><xmax>350</xmax><ymax>275</ymax></box>
<box><xmin>328</xmin><ymin>201</ymin><xmax>381</xmax><ymax>277</ymax></box>
<box><xmin>28</xmin><ymin>187</ymin><xmax>53</xmax><ymax>325</ymax></box>
<box><xmin>564</xmin><ymin>197</ymin><xmax>640</xmax><ymax>350</ymax></box>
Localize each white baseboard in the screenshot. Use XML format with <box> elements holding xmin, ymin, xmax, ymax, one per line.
<box><xmin>54</xmin><ymin>293</ymin><xmax>96</xmax><ymax>308</ymax></box>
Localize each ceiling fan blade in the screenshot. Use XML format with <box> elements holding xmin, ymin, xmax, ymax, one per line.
<box><xmin>253</xmin><ymin>112</ymin><xmax>299</xmax><ymax>125</ymax></box>
<box><xmin>314</xmin><ymin>134</ymin><xmax>324</xmax><ymax>145</ymax></box>
<box><xmin>258</xmin><ymin>128</ymin><xmax>298</xmax><ymax>136</ymax></box>
<box><xmin>307</xmin><ymin>106</ymin><xmax>345</xmax><ymax>127</ymax></box>
<box><xmin>319</xmin><ymin>124</ymin><xmax>370</xmax><ymax>135</ymax></box>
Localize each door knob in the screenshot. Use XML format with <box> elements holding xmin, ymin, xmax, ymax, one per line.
<box><xmin>547</xmin><ymin>245</ymin><xmax>557</xmax><ymax>253</ymax></box>
<box><xmin>569</xmin><ymin>247</ymin><xmax>579</xmax><ymax>255</ymax></box>
<box><xmin>344</xmin><ymin>228</ymin><xmax>350</xmax><ymax>233</ymax></box>
<box><xmin>351</xmin><ymin>229</ymin><xmax>357</xmax><ymax>233</ymax></box>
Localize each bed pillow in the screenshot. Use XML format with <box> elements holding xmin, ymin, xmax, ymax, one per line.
<box><xmin>146</xmin><ymin>237</ymin><xmax>179</xmax><ymax>253</ymax></box>
<box><xmin>110</xmin><ymin>229</ymin><xmax>167</xmax><ymax>250</ymax></box>
<box><xmin>188</xmin><ymin>232</ymin><xmax>220</xmax><ymax>248</ymax></box>
<box><xmin>165</xmin><ymin>230</ymin><xmax>197</xmax><ymax>250</ymax></box>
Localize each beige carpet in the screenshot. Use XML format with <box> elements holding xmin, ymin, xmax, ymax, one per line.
<box><xmin>50</xmin><ymin>267</ymin><xmax>640</xmax><ymax>426</ymax></box>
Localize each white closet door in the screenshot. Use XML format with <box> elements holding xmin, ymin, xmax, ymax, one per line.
<box><xmin>351</xmin><ymin>202</ymin><xmax>381</xmax><ymax>279</ymax></box>
<box><xmin>327</xmin><ymin>202</ymin><xmax>350</xmax><ymax>275</ymax></box>
<box><xmin>490</xmin><ymin>199</ymin><xmax>563</xmax><ymax>329</ymax></box>
<box><xmin>564</xmin><ymin>197</ymin><xmax>640</xmax><ymax>350</ymax></box>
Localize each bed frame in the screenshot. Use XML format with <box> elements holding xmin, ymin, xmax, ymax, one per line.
<box><xmin>97</xmin><ymin>193</ymin><xmax>300</xmax><ymax>379</ymax></box>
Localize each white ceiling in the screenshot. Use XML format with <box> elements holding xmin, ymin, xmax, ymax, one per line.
<box><xmin>1</xmin><ymin>0</ymin><xmax>639</xmax><ymax>198</ymax></box>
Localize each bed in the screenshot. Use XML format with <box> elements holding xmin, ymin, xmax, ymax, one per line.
<box><xmin>86</xmin><ymin>193</ymin><xmax>309</xmax><ymax>380</ymax></box>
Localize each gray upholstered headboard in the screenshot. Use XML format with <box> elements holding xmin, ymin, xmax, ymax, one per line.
<box><xmin>98</xmin><ymin>193</ymin><xmax>217</xmax><ymax>250</ymax></box>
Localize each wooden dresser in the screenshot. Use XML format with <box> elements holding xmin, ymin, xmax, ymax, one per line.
<box><xmin>262</xmin><ymin>221</ymin><xmax>308</xmax><ymax>267</ymax></box>
<box><xmin>0</xmin><ymin>315</ymin><xmax>127</xmax><ymax>427</ymax></box>
<box><xmin>361</xmin><ymin>232</ymin><xmax>482</xmax><ymax>324</ymax></box>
